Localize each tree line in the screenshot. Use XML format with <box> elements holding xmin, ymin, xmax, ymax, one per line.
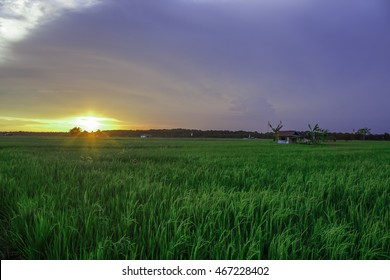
<box><xmin>2</xmin><ymin>127</ymin><xmax>389</xmax><ymax>141</ymax></box>
<box><xmin>267</xmin><ymin>121</ymin><xmax>387</xmax><ymax>143</ymax></box>
<box><xmin>66</xmin><ymin>126</ymin><xmax>390</xmax><ymax>141</ymax></box>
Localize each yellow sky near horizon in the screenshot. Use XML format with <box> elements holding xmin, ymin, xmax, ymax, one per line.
<box><xmin>0</xmin><ymin>115</ymin><xmax>124</xmax><ymax>132</ymax></box>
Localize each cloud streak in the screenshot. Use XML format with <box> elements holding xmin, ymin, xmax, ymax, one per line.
<box><xmin>0</xmin><ymin>0</ymin><xmax>101</xmax><ymax>62</ymax></box>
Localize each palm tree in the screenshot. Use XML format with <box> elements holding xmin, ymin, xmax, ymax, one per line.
<box><xmin>318</xmin><ymin>128</ymin><xmax>329</xmax><ymax>142</ymax></box>
<box><xmin>268</xmin><ymin>121</ymin><xmax>283</xmax><ymax>142</ymax></box>
<box><xmin>307</xmin><ymin>123</ymin><xmax>319</xmax><ymax>144</ymax></box>
<box><xmin>307</xmin><ymin>123</ymin><xmax>328</xmax><ymax>144</ymax></box>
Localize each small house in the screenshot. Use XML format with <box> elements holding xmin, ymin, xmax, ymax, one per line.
<box><xmin>140</xmin><ymin>134</ymin><xmax>152</xmax><ymax>138</ymax></box>
<box><xmin>276</xmin><ymin>130</ymin><xmax>303</xmax><ymax>144</ymax></box>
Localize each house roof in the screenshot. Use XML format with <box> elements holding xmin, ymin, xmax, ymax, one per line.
<box><xmin>277</xmin><ymin>130</ymin><xmax>300</xmax><ymax>137</ymax></box>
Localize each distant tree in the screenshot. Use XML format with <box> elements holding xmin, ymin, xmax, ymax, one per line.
<box><xmin>307</xmin><ymin>123</ymin><xmax>319</xmax><ymax>144</ymax></box>
<box><xmin>307</xmin><ymin>123</ymin><xmax>328</xmax><ymax>144</ymax></box>
<box><xmin>80</xmin><ymin>130</ymin><xmax>90</xmax><ymax>137</ymax></box>
<box><xmin>357</xmin><ymin>127</ymin><xmax>371</xmax><ymax>140</ymax></box>
<box><xmin>268</xmin><ymin>121</ymin><xmax>283</xmax><ymax>142</ymax></box>
<box><xmin>319</xmin><ymin>128</ymin><xmax>329</xmax><ymax>142</ymax></box>
<box><xmin>69</xmin><ymin>127</ymin><xmax>82</xmax><ymax>136</ymax></box>
<box><xmin>351</xmin><ymin>129</ymin><xmax>356</xmax><ymax>141</ymax></box>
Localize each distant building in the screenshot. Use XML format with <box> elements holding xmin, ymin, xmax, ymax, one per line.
<box><xmin>242</xmin><ymin>134</ymin><xmax>256</xmax><ymax>140</ymax></box>
<box><xmin>140</xmin><ymin>134</ymin><xmax>152</xmax><ymax>138</ymax></box>
<box><xmin>276</xmin><ymin>131</ymin><xmax>305</xmax><ymax>144</ymax></box>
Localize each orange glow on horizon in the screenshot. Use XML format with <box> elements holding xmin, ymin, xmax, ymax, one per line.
<box><xmin>0</xmin><ymin>115</ymin><xmax>123</xmax><ymax>132</ymax></box>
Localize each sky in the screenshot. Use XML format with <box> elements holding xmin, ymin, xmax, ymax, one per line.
<box><xmin>0</xmin><ymin>0</ymin><xmax>389</xmax><ymax>133</ymax></box>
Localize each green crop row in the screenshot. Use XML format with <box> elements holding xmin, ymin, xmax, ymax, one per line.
<box><xmin>0</xmin><ymin>137</ymin><xmax>389</xmax><ymax>259</ymax></box>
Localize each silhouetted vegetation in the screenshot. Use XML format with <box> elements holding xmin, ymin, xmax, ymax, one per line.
<box><xmin>357</xmin><ymin>127</ymin><xmax>371</xmax><ymax>140</ymax></box>
<box><xmin>0</xmin><ymin>128</ymin><xmax>388</xmax><ymax>140</ymax></box>
<box><xmin>69</xmin><ymin>127</ymin><xmax>82</xmax><ymax>136</ymax></box>
<box><xmin>306</xmin><ymin>123</ymin><xmax>329</xmax><ymax>144</ymax></box>
<box><xmin>268</xmin><ymin>121</ymin><xmax>283</xmax><ymax>142</ymax></box>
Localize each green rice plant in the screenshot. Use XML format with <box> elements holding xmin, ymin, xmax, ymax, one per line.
<box><xmin>0</xmin><ymin>137</ymin><xmax>389</xmax><ymax>259</ymax></box>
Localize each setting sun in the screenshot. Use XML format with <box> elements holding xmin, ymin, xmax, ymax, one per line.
<box><xmin>75</xmin><ymin>116</ymin><xmax>101</xmax><ymax>132</ymax></box>
<box><xmin>69</xmin><ymin>116</ymin><xmax>121</xmax><ymax>132</ymax></box>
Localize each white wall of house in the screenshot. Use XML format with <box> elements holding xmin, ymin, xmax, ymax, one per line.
<box><xmin>277</xmin><ymin>138</ymin><xmax>290</xmax><ymax>144</ymax></box>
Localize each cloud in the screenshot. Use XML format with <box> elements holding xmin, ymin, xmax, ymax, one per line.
<box><xmin>0</xmin><ymin>0</ymin><xmax>101</xmax><ymax>62</ymax></box>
